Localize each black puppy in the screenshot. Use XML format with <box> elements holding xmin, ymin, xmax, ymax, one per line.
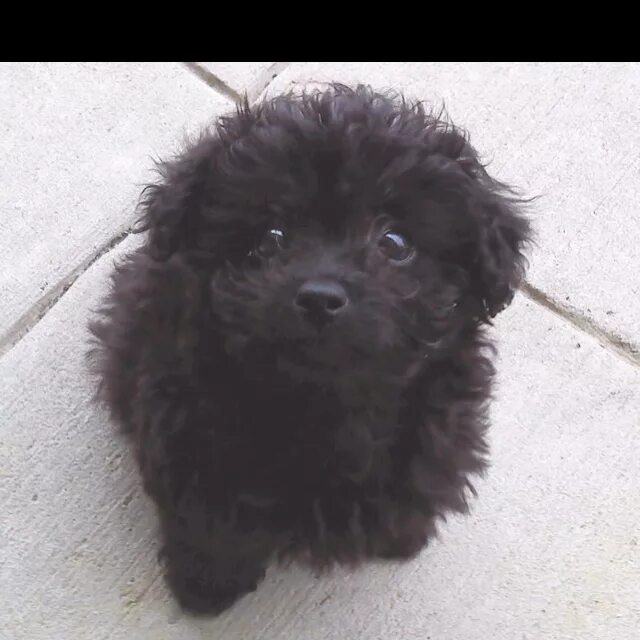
<box><xmin>89</xmin><ymin>84</ymin><xmax>530</xmax><ymax>615</ymax></box>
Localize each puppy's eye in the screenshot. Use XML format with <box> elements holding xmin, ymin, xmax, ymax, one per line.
<box><xmin>255</xmin><ymin>228</ymin><xmax>286</xmax><ymax>258</ymax></box>
<box><xmin>379</xmin><ymin>230</ymin><xmax>414</xmax><ymax>263</ymax></box>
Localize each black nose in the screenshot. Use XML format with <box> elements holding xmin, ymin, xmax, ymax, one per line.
<box><xmin>294</xmin><ymin>279</ymin><xmax>348</xmax><ymax>324</ymax></box>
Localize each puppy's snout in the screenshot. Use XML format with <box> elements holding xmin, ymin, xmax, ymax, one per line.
<box><xmin>294</xmin><ymin>279</ymin><xmax>348</xmax><ymax>324</ymax></box>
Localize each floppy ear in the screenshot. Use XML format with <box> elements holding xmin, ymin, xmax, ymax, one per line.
<box><xmin>425</xmin><ymin>125</ymin><xmax>531</xmax><ymax>320</ymax></box>
<box><xmin>456</xmin><ymin>154</ymin><xmax>531</xmax><ymax>319</ymax></box>
<box><xmin>135</xmin><ymin>137</ymin><xmax>216</xmax><ymax>261</ymax></box>
<box><xmin>474</xmin><ymin>192</ymin><xmax>531</xmax><ymax>318</ymax></box>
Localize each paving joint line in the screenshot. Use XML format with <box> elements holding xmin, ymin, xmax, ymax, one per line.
<box><xmin>520</xmin><ymin>280</ymin><xmax>639</xmax><ymax>369</ymax></box>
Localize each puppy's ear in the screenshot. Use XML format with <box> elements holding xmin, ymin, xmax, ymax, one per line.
<box><xmin>474</xmin><ymin>193</ymin><xmax>531</xmax><ymax>318</ymax></box>
<box><xmin>135</xmin><ymin>137</ymin><xmax>215</xmax><ymax>261</ymax></box>
<box><xmin>460</xmin><ymin>157</ymin><xmax>532</xmax><ymax>319</ymax></box>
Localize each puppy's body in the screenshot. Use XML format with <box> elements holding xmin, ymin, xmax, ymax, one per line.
<box><xmin>89</xmin><ymin>85</ymin><xmax>530</xmax><ymax>614</ymax></box>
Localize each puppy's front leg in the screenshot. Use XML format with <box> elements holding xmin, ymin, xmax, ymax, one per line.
<box><xmin>159</xmin><ymin>507</ymin><xmax>271</xmax><ymax>616</ymax></box>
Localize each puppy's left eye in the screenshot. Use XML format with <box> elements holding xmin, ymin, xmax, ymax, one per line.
<box><xmin>255</xmin><ymin>228</ymin><xmax>286</xmax><ymax>258</ymax></box>
<box><xmin>379</xmin><ymin>230</ymin><xmax>414</xmax><ymax>263</ymax></box>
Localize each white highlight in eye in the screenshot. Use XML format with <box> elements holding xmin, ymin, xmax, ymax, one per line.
<box><xmin>253</xmin><ymin>227</ymin><xmax>286</xmax><ymax>259</ymax></box>
<box><xmin>378</xmin><ymin>229</ymin><xmax>415</xmax><ymax>263</ymax></box>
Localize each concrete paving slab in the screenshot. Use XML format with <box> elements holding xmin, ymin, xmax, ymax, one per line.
<box><xmin>0</xmin><ymin>62</ymin><xmax>231</xmax><ymax>349</ymax></box>
<box><xmin>1</xmin><ymin>233</ymin><xmax>638</xmax><ymax>639</ymax></box>
<box><xmin>264</xmin><ymin>62</ymin><xmax>640</xmax><ymax>355</ymax></box>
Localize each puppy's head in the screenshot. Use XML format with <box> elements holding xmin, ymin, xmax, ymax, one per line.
<box><xmin>138</xmin><ymin>85</ymin><xmax>531</xmax><ymax>386</ymax></box>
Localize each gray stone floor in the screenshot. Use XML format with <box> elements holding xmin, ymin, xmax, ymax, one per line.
<box><xmin>1</xmin><ymin>62</ymin><xmax>638</xmax><ymax>640</ymax></box>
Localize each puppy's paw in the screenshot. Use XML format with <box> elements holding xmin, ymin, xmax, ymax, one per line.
<box><xmin>165</xmin><ymin>564</ymin><xmax>264</xmax><ymax>616</ymax></box>
<box><xmin>374</xmin><ymin>531</ymin><xmax>429</xmax><ymax>561</ymax></box>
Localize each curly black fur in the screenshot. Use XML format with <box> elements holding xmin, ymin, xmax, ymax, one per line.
<box><xmin>88</xmin><ymin>84</ymin><xmax>531</xmax><ymax>615</ymax></box>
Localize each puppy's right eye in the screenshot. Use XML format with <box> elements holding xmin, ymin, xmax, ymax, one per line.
<box><xmin>254</xmin><ymin>228</ymin><xmax>286</xmax><ymax>259</ymax></box>
<box><xmin>378</xmin><ymin>230</ymin><xmax>414</xmax><ymax>263</ymax></box>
